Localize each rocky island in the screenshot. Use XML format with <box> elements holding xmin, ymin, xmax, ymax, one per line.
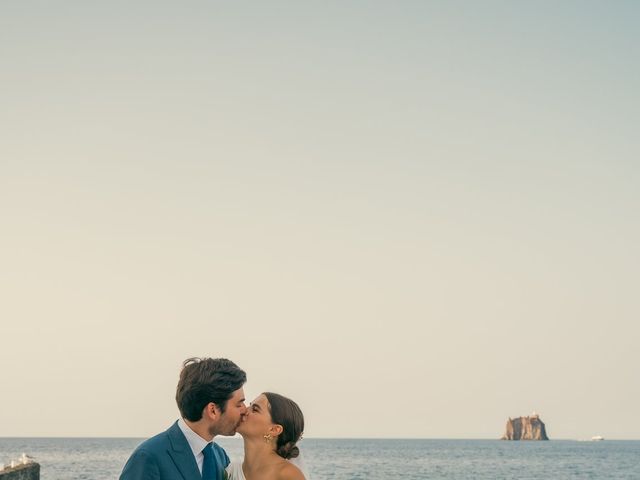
<box><xmin>501</xmin><ymin>412</ymin><xmax>549</xmax><ymax>440</ymax></box>
<box><xmin>0</xmin><ymin>461</ymin><xmax>39</xmax><ymax>480</ymax></box>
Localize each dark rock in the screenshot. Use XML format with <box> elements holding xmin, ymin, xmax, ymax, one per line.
<box><xmin>501</xmin><ymin>414</ymin><xmax>549</xmax><ymax>440</ymax></box>
<box><xmin>0</xmin><ymin>462</ymin><xmax>40</xmax><ymax>480</ymax></box>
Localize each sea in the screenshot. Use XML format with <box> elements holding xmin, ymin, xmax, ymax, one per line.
<box><xmin>1</xmin><ymin>437</ymin><xmax>639</xmax><ymax>479</ymax></box>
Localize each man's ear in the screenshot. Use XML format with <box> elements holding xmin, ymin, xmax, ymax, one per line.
<box><xmin>204</xmin><ymin>402</ymin><xmax>222</xmax><ymax>420</ymax></box>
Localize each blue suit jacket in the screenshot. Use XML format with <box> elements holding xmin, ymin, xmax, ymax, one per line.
<box><xmin>120</xmin><ymin>421</ymin><xmax>230</xmax><ymax>480</ymax></box>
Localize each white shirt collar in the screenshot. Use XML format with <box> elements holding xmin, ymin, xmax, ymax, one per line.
<box><xmin>177</xmin><ymin>417</ymin><xmax>210</xmax><ymax>458</ymax></box>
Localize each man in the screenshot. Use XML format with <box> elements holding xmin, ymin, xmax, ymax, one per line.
<box><xmin>120</xmin><ymin>357</ymin><xmax>247</xmax><ymax>480</ymax></box>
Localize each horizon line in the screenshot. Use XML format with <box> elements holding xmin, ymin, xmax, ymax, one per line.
<box><xmin>1</xmin><ymin>436</ymin><xmax>638</xmax><ymax>441</ymax></box>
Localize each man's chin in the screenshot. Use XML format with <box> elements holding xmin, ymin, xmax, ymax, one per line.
<box><xmin>210</xmin><ymin>426</ymin><xmax>237</xmax><ymax>437</ymax></box>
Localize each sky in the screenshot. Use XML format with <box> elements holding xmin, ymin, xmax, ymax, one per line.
<box><xmin>1</xmin><ymin>1</ymin><xmax>639</xmax><ymax>439</ymax></box>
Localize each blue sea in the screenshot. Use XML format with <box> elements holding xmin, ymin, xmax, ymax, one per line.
<box><xmin>1</xmin><ymin>437</ymin><xmax>639</xmax><ymax>479</ymax></box>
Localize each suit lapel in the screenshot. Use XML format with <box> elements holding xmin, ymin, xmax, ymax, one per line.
<box><xmin>167</xmin><ymin>421</ymin><xmax>202</xmax><ymax>480</ymax></box>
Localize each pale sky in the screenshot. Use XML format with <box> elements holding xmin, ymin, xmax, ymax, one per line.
<box><xmin>1</xmin><ymin>1</ymin><xmax>639</xmax><ymax>439</ymax></box>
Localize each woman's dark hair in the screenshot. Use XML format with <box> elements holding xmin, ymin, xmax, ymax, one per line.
<box><xmin>264</xmin><ymin>392</ymin><xmax>305</xmax><ymax>459</ymax></box>
<box><xmin>176</xmin><ymin>357</ymin><xmax>246</xmax><ymax>421</ymax></box>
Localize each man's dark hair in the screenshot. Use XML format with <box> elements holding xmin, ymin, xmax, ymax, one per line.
<box><xmin>176</xmin><ymin>357</ymin><xmax>246</xmax><ymax>422</ymax></box>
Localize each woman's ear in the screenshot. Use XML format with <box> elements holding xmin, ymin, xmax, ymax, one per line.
<box><xmin>271</xmin><ymin>424</ymin><xmax>284</xmax><ymax>436</ymax></box>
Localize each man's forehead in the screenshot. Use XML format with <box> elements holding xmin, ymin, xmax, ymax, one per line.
<box><xmin>231</xmin><ymin>387</ymin><xmax>245</xmax><ymax>402</ymax></box>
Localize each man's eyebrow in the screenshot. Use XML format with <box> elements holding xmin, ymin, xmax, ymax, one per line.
<box><xmin>238</xmin><ymin>398</ymin><xmax>246</xmax><ymax>404</ymax></box>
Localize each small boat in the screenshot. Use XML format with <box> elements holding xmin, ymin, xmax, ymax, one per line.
<box><xmin>591</xmin><ymin>436</ymin><xmax>605</xmax><ymax>441</ymax></box>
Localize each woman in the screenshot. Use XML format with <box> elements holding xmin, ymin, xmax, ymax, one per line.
<box><xmin>226</xmin><ymin>392</ymin><xmax>306</xmax><ymax>480</ymax></box>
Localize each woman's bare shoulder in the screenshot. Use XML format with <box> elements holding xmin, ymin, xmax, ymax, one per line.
<box><xmin>275</xmin><ymin>461</ymin><xmax>306</xmax><ymax>480</ymax></box>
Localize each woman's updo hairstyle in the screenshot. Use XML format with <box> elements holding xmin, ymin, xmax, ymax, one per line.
<box><xmin>263</xmin><ymin>392</ymin><xmax>304</xmax><ymax>459</ymax></box>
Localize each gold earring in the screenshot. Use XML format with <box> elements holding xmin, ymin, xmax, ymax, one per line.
<box><xmin>263</xmin><ymin>433</ymin><xmax>272</xmax><ymax>443</ymax></box>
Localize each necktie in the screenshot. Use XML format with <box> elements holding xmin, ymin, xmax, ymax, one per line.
<box><xmin>202</xmin><ymin>443</ymin><xmax>215</xmax><ymax>480</ymax></box>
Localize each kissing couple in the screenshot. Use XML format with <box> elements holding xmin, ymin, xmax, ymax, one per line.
<box><xmin>120</xmin><ymin>357</ymin><xmax>307</xmax><ymax>480</ymax></box>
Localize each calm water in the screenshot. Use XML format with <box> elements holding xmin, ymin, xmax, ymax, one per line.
<box><xmin>1</xmin><ymin>437</ymin><xmax>639</xmax><ymax>479</ymax></box>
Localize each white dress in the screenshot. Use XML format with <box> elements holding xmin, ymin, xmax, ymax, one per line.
<box><xmin>226</xmin><ymin>462</ymin><xmax>246</xmax><ymax>480</ymax></box>
<box><xmin>226</xmin><ymin>456</ymin><xmax>309</xmax><ymax>480</ymax></box>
